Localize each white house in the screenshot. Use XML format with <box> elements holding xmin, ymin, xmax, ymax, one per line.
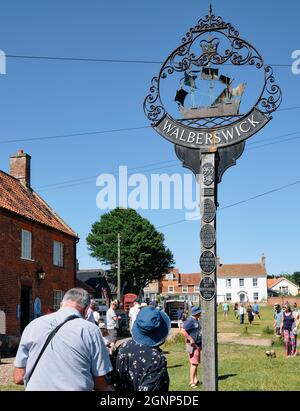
<box><xmin>217</xmin><ymin>255</ymin><xmax>268</xmax><ymax>303</ymax></box>
<box><xmin>267</xmin><ymin>277</ymin><xmax>299</xmax><ymax>296</ymax></box>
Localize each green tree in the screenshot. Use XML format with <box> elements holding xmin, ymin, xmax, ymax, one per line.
<box><xmin>86</xmin><ymin>208</ymin><xmax>174</xmax><ymax>295</ymax></box>
<box><xmin>292</xmin><ymin>272</ymin><xmax>300</xmax><ymax>287</ymax></box>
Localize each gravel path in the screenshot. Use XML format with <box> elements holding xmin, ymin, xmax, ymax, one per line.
<box><xmin>0</xmin><ymin>357</ymin><xmax>14</xmax><ymax>385</ymax></box>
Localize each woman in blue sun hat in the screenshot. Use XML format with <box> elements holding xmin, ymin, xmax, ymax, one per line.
<box><xmin>113</xmin><ymin>305</ymin><xmax>171</xmax><ymax>392</ymax></box>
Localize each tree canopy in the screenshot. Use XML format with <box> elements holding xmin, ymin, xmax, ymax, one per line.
<box><xmin>86</xmin><ymin>208</ymin><xmax>174</xmax><ymax>295</ymax></box>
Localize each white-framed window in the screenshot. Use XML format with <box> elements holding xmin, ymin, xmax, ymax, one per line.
<box><xmin>53</xmin><ymin>241</ymin><xmax>64</xmax><ymax>267</ymax></box>
<box><xmin>194</xmin><ymin>285</ymin><xmax>199</xmax><ymax>292</ymax></box>
<box><xmin>253</xmin><ymin>292</ymin><xmax>259</xmax><ymax>301</ymax></box>
<box><xmin>192</xmin><ymin>295</ymin><xmax>199</xmax><ymax>303</ymax></box>
<box><xmin>21</xmin><ymin>229</ymin><xmax>32</xmax><ymax>260</ymax></box>
<box><xmin>168</xmin><ymin>286</ymin><xmax>174</xmax><ymax>293</ymax></box>
<box><xmin>53</xmin><ymin>290</ymin><xmax>64</xmax><ymax>310</ymax></box>
<box><xmin>252</xmin><ymin>278</ymin><xmax>258</xmax><ymax>287</ymax></box>
<box><xmin>182</xmin><ymin>285</ymin><xmax>188</xmax><ymax>293</ymax></box>
<box><xmin>279</xmin><ymin>286</ymin><xmax>289</xmax><ymax>294</ymax></box>
<box><xmin>226</xmin><ymin>279</ymin><xmax>231</xmax><ymax>288</ymax></box>
<box><xmin>239</xmin><ymin>278</ymin><xmax>245</xmax><ymax>287</ymax></box>
<box><xmin>166</xmin><ymin>273</ymin><xmax>174</xmax><ymax>280</ymax></box>
<box><xmin>226</xmin><ymin>293</ymin><xmax>232</xmax><ymax>302</ymax></box>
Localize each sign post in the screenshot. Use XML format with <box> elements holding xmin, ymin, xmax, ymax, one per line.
<box><xmin>199</xmin><ymin>152</ymin><xmax>218</xmax><ymax>390</ymax></box>
<box><xmin>144</xmin><ymin>5</ymin><xmax>281</xmax><ymax>391</ymax></box>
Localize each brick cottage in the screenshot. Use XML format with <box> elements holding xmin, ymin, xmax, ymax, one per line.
<box><xmin>0</xmin><ymin>150</ymin><xmax>78</xmax><ymax>337</ymax></box>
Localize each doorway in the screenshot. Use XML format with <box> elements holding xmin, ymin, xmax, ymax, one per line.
<box><xmin>239</xmin><ymin>293</ymin><xmax>246</xmax><ymax>303</ymax></box>
<box><xmin>21</xmin><ymin>287</ymin><xmax>32</xmax><ymax>333</ymax></box>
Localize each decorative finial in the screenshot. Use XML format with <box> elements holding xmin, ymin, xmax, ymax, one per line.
<box><xmin>208</xmin><ymin>2</ymin><xmax>213</xmax><ymax>26</ymax></box>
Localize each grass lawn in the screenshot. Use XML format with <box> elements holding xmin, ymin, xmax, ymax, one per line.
<box><xmin>1</xmin><ymin>305</ymin><xmax>298</xmax><ymax>391</ymax></box>
<box><xmin>164</xmin><ymin>335</ymin><xmax>300</xmax><ymax>391</ymax></box>
<box><xmin>217</xmin><ymin>305</ymin><xmax>276</xmax><ymax>337</ymax></box>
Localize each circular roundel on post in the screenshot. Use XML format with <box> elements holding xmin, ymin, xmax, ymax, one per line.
<box><xmin>200</xmin><ymin>224</ymin><xmax>216</xmax><ymax>249</ymax></box>
<box><xmin>200</xmin><ymin>277</ymin><xmax>216</xmax><ymax>301</ymax></box>
<box><xmin>201</xmin><ymin>198</ymin><xmax>216</xmax><ymax>223</ymax></box>
<box><xmin>200</xmin><ymin>250</ymin><xmax>216</xmax><ymax>274</ymax></box>
<box><xmin>144</xmin><ymin>6</ymin><xmax>281</xmax><ymax>151</ymax></box>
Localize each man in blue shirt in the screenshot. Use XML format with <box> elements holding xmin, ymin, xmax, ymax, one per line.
<box><xmin>253</xmin><ymin>301</ymin><xmax>261</xmax><ymax>320</ymax></box>
<box><xmin>223</xmin><ymin>302</ymin><xmax>229</xmax><ymax>319</ymax></box>
<box><xmin>13</xmin><ymin>288</ymin><xmax>113</xmax><ymax>391</ymax></box>
<box><xmin>180</xmin><ymin>306</ymin><xmax>202</xmax><ymax>388</ymax></box>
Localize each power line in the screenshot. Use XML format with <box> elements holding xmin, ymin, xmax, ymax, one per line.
<box><xmin>156</xmin><ymin>179</ymin><xmax>300</xmax><ymax>229</ymax></box>
<box><xmin>35</xmin><ymin>160</ymin><xmax>179</xmax><ymax>190</ymax></box>
<box><xmin>0</xmin><ymin>125</ymin><xmax>150</xmax><ymax>144</ymax></box>
<box><xmin>1</xmin><ymin>106</ymin><xmax>300</xmax><ymax>145</ymax></box>
<box><xmin>6</xmin><ymin>54</ymin><xmax>293</xmax><ymax>67</ymax></box>
<box><xmin>36</xmin><ymin>163</ymin><xmax>180</xmax><ymax>192</ymax></box>
<box><xmin>35</xmin><ymin>129</ymin><xmax>300</xmax><ymax>191</ymax></box>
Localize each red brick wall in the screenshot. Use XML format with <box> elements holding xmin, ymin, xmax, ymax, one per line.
<box><xmin>267</xmin><ymin>296</ymin><xmax>300</xmax><ymax>306</ymax></box>
<box><xmin>0</xmin><ymin>210</ymin><xmax>76</xmax><ymax>336</ymax></box>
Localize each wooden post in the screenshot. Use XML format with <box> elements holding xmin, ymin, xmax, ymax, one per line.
<box><xmin>199</xmin><ymin>151</ymin><xmax>218</xmax><ymax>391</ymax></box>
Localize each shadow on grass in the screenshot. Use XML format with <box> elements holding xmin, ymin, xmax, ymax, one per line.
<box><xmin>218</xmin><ymin>374</ymin><xmax>237</xmax><ymax>381</ymax></box>
<box><xmin>168</xmin><ymin>364</ymin><xmax>183</xmax><ymax>369</ymax></box>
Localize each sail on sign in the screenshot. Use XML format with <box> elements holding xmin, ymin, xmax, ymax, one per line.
<box><xmin>144</xmin><ymin>8</ymin><xmax>281</xmax><ymax>151</ymax></box>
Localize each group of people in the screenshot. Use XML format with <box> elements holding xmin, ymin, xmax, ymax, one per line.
<box><xmin>223</xmin><ymin>301</ymin><xmax>261</xmax><ymax>325</ymax></box>
<box><xmin>13</xmin><ymin>288</ymin><xmax>203</xmax><ymax>391</ymax></box>
<box><xmin>274</xmin><ymin>302</ymin><xmax>299</xmax><ymax>357</ymax></box>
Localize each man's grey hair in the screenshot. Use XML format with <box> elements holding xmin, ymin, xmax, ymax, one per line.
<box><xmin>62</xmin><ymin>288</ymin><xmax>90</xmax><ymax>309</ymax></box>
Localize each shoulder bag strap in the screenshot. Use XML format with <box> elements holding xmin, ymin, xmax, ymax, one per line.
<box><xmin>26</xmin><ymin>314</ymin><xmax>79</xmax><ymax>383</ymax></box>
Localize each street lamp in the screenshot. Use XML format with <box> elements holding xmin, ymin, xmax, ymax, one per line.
<box><xmin>37</xmin><ymin>267</ymin><xmax>46</xmax><ymax>281</ymax></box>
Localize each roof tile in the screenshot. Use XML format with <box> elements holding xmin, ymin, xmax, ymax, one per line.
<box><xmin>0</xmin><ymin>171</ymin><xmax>77</xmax><ymax>237</ymax></box>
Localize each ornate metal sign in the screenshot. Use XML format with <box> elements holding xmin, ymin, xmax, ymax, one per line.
<box><xmin>200</xmin><ymin>277</ymin><xmax>216</xmax><ymax>301</ymax></box>
<box><xmin>144</xmin><ymin>7</ymin><xmax>281</xmax><ymax>151</ymax></box>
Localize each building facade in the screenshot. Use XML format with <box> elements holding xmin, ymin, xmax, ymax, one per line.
<box><xmin>217</xmin><ymin>255</ymin><xmax>268</xmax><ymax>303</ymax></box>
<box><xmin>0</xmin><ymin>150</ymin><xmax>78</xmax><ymax>336</ymax></box>
<box><xmin>144</xmin><ymin>255</ymin><xmax>268</xmax><ymax>304</ymax></box>
<box><xmin>267</xmin><ymin>277</ymin><xmax>300</xmax><ymax>296</ymax></box>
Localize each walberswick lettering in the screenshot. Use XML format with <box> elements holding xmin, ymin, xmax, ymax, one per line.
<box><xmin>155</xmin><ymin>108</ymin><xmax>269</xmax><ymax>150</ymax></box>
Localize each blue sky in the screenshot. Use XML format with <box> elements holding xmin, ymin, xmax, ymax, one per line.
<box><xmin>0</xmin><ymin>0</ymin><xmax>299</xmax><ymax>275</ymax></box>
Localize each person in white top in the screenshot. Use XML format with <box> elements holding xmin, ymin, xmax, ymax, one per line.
<box><xmin>86</xmin><ymin>300</ymin><xmax>100</xmax><ymax>325</ymax></box>
<box><xmin>128</xmin><ymin>299</ymin><xmax>141</xmax><ymax>332</ymax></box>
<box><xmin>239</xmin><ymin>303</ymin><xmax>245</xmax><ymax>325</ymax></box>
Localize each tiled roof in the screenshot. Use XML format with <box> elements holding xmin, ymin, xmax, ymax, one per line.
<box><xmin>267</xmin><ymin>278</ymin><xmax>283</xmax><ymax>288</ymax></box>
<box><xmin>179</xmin><ymin>273</ymin><xmax>201</xmax><ymax>285</ymax></box>
<box><xmin>0</xmin><ymin>170</ymin><xmax>77</xmax><ymax>237</ymax></box>
<box><xmin>217</xmin><ymin>263</ymin><xmax>266</xmax><ymax>278</ymax></box>
<box><xmin>267</xmin><ymin>277</ymin><xmax>299</xmax><ymax>289</ymax></box>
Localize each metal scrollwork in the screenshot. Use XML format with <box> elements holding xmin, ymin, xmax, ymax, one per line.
<box><xmin>256</xmin><ymin>66</ymin><xmax>283</xmax><ymax>115</ymax></box>
<box><xmin>144</xmin><ymin>6</ymin><xmax>281</xmax><ymax>131</ymax></box>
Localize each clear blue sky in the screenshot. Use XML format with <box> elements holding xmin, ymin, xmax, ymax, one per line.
<box><xmin>0</xmin><ymin>0</ymin><xmax>299</xmax><ymax>275</ymax></box>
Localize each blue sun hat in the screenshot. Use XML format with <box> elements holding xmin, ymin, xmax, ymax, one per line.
<box><xmin>191</xmin><ymin>306</ymin><xmax>202</xmax><ymax>316</ymax></box>
<box><xmin>132</xmin><ymin>306</ymin><xmax>171</xmax><ymax>347</ymax></box>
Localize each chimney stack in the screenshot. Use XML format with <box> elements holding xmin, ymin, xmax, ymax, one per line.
<box><xmin>216</xmin><ymin>256</ymin><xmax>221</xmax><ymax>267</ymax></box>
<box><xmin>261</xmin><ymin>254</ymin><xmax>266</xmax><ymax>267</ymax></box>
<box><xmin>10</xmin><ymin>150</ymin><xmax>31</xmax><ymax>188</ymax></box>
